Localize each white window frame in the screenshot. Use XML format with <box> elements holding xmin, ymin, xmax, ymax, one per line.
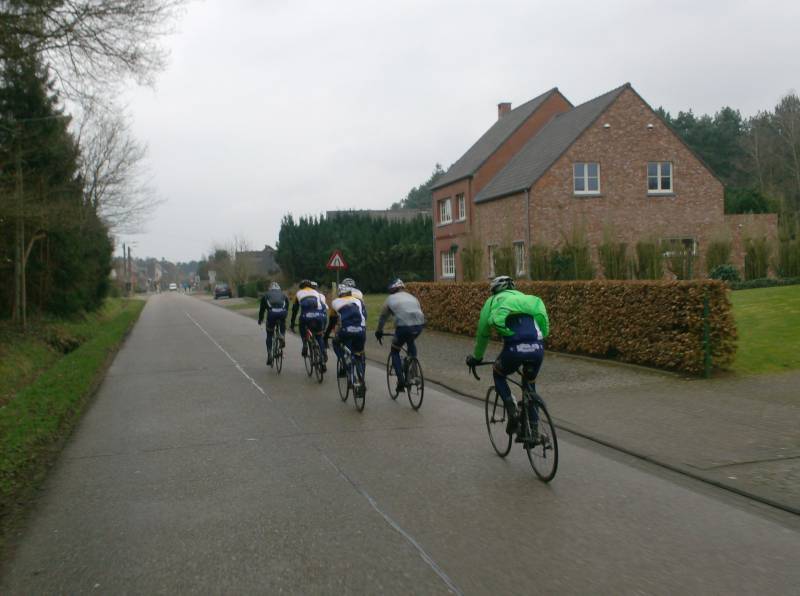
<box><xmin>456</xmin><ymin>193</ymin><xmax>466</xmax><ymax>221</ymax></box>
<box><xmin>438</xmin><ymin>198</ymin><xmax>452</xmax><ymax>225</ymax></box>
<box><xmin>487</xmin><ymin>244</ymin><xmax>497</xmax><ymax>277</ymax></box>
<box><xmin>441</xmin><ymin>250</ymin><xmax>456</xmax><ymax>278</ymax></box>
<box><xmin>573</xmin><ymin>162</ymin><xmax>601</xmax><ymax>195</ymax></box>
<box><xmin>648</xmin><ymin>161</ymin><xmax>674</xmax><ymax>194</ymax></box>
<box><xmin>513</xmin><ymin>241</ymin><xmax>526</xmax><ymax>276</ymax></box>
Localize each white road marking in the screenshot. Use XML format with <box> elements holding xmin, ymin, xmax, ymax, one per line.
<box><xmin>185</xmin><ymin>311</ymin><xmax>271</xmax><ymax>402</ymax></box>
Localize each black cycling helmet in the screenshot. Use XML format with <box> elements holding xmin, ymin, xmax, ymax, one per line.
<box><xmin>298</xmin><ymin>279</ymin><xmax>312</xmax><ymax>289</ymax></box>
<box><xmin>387</xmin><ymin>278</ymin><xmax>405</xmax><ymax>293</ymax></box>
<box><xmin>489</xmin><ymin>275</ymin><xmax>515</xmax><ymax>294</ymax></box>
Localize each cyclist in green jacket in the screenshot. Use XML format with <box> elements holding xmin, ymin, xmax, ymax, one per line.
<box><xmin>466</xmin><ymin>276</ymin><xmax>549</xmax><ymax>436</ymax></box>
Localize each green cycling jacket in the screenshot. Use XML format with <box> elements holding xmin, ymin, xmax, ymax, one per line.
<box><xmin>472</xmin><ymin>289</ymin><xmax>550</xmax><ymax>360</ymax></box>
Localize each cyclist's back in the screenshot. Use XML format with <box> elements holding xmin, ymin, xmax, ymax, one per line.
<box><xmin>376</xmin><ymin>278</ymin><xmax>425</xmax><ymax>393</ymax></box>
<box><xmin>290</xmin><ymin>280</ymin><xmax>328</xmax><ymax>366</ymax></box>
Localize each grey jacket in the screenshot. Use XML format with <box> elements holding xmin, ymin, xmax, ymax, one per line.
<box><xmin>377</xmin><ymin>291</ymin><xmax>425</xmax><ymax>331</ymax></box>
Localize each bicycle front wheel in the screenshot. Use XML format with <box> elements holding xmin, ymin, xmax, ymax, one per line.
<box><xmin>485</xmin><ymin>386</ymin><xmax>512</xmax><ymax>457</ymax></box>
<box><xmin>525</xmin><ymin>397</ymin><xmax>558</xmax><ymax>482</ymax></box>
<box><xmin>337</xmin><ymin>358</ymin><xmax>349</xmax><ymax>401</ymax></box>
<box><xmin>405</xmin><ymin>357</ymin><xmax>424</xmax><ymax>410</ymax></box>
<box><xmin>386</xmin><ymin>352</ymin><xmax>399</xmax><ymax>400</ymax></box>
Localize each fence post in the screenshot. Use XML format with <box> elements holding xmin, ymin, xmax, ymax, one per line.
<box><xmin>703</xmin><ymin>290</ymin><xmax>712</xmax><ymax>378</ymax></box>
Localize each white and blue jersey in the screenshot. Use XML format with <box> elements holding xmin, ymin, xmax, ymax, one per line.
<box><xmin>330</xmin><ymin>295</ymin><xmax>366</xmax><ymax>334</ymax></box>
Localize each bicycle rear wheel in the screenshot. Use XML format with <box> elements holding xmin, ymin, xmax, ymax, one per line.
<box><xmin>275</xmin><ymin>342</ymin><xmax>283</xmax><ymax>373</ymax></box>
<box><xmin>313</xmin><ymin>342</ymin><xmax>324</xmax><ymax>383</ymax></box>
<box><xmin>485</xmin><ymin>386</ymin><xmax>512</xmax><ymax>457</ymax></box>
<box><xmin>525</xmin><ymin>396</ymin><xmax>558</xmax><ymax>482</ymax></box>
<box><xmin>337</xmin><ymin>357</ymin><xmax>349</xmax><ymax>401</ymax></box>
<box><xmin>386</xmin><ymin>352</ymin><xmax>399</xmax><ymax>400</ymax></box>
<box><xmin>303</xmin><ymin>338</ymin><xmax>313</xmax><ymax>376</ymax></box>
<box><xmin>405</xmin><ymin>357</ymin><xmax>424</xmax><ymax>410</ymax></box>
<box><xmin>353</xmin><ymin>364</ymin><xmax>366</xmax><ymax>412</ymax></box>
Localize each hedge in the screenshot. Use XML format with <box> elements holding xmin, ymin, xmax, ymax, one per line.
<box><xmin>406</xmin><ymin>281</ymin><xmax>737</xmax><ymax>375</ymax></box>
<box><xmin>730</xmin><ymin>277</ymin><xmax>800</xmax><ymax>290</ymax></box>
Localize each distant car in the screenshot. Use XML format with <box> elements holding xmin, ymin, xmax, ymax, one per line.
<box><xmin>168</xmin><ymin>282</ymin><xmax>178</xmax><ymax>291</ymax></box>
<box><xmin>214</xmin><ymin>283</ymin><xmax>232</xmax><ymax>299</ymax></box>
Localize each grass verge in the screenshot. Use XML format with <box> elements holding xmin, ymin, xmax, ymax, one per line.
<box><xmin>0</xmin><ymin>299</ymin><xmax>145</xmax><ymax>540</ymax></box>
<box><xmin>730</xmin><ymin>285</ymin><xmax>800</xmax><ymax>375</ymax></box>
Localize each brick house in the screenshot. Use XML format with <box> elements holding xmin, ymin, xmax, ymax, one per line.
<box><xmin>432</xmin><ymin>83</ymin><xmax>777</xmax><ymax>280</ymax></box>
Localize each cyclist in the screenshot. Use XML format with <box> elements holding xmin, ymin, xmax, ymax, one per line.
<box><xmin>465</xmin><ymin>276</ymin><xmax>549</xmax><ymax>438</ymax></box>
<box><xmin>290</xmin><ymin>279</ymin><xmax>328</xmax><ymax>370</ymax></box>
<box><xmin>341</xmin><ymin>277</ymin><xmax>363</xmax><ymax>301</ymax></box>
<box><xmin>324</xmin><ymin>284</ymin><xmax>367</xmax><ymax>379</ymax></box>
<box><xmin>257</xmin><ymin>281</ymin><xmax>289</xmax><ymax>365</ymax></box>
<box><xmin>375</xmin><ymin>278</ymin><xmax>425</xmax><ymax>394</ymax></box>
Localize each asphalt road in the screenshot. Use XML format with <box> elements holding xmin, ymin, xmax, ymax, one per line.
<box><xmin>2</xmin><ymin>293</ymin><xmax>799</xmax><ymax>594</ymax></box>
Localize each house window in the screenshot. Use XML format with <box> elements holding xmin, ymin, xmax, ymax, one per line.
<box><xmin>456</xmin><ymin>194</ymin><xmax>466</xmax><ymax>221</ymax></box>
<box><xmin>438</xmin><ymin>198</ymin><xmax>452</xmax><ymax>224</ymax></box>
<box><xmin>662</xmin><ymin>237</ymin><xmax>697</xmax><ymax>256</ymax></box>
<box><xmin>648</xmin><ymin>162</ymin><xmax>673</xmax><ymax>194</ymax></box>
<box><xmin>441</xmin><ymin>250</ymin><xmax>455</xmax><ymax>278</ymax></box>
<box><xmin>514</xmin><ymin>242</ymin><xmax>526</xmax><ymax>275</ymax></box>
<box><xmin>573</xmin><ymin>162</ymin><xmax>600</xmax><ymax>194</ymax></box>
<box><xmin>488</xmin><ymin>244</ymin><xmax>497</xmax><ymax>277</ymax></box>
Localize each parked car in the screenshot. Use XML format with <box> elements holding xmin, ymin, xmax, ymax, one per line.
<box><xmin>168</xmin><ymin>282</ymin><xmax>178</xmax><ymax>291</ymax></box>
<box><xmin>214</xmin><ymin>283</ymin><xmax>232</xmax><ymax>299</ymax></box>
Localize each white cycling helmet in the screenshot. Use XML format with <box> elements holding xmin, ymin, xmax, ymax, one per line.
<box><xmin>337</xmin><ymin>284</ymin><xmax>352</xmax><ymax>297</ymax></box>
<box><xmin>269</xmin><ymin>281</ymin><xmax>281</xmax><ymax>291</ymax></box>
<box><xmin>388</xmin><ymin>278</ymin><xmax>405</xmax><ymax>293</ymax></box>
<box><xmin>342</xmin><ymin>278</ymin><xmax>356</xmax><ymax>288</ymax></box>
<box><xmin>309</xmin><ymin>281</ymin><xmax>319</xmax><ymax>289</ymax></box>
<box><xmin>489</xmin><ymin>275</ymin><xmax>515</xmax><ymax>294</ymax></box>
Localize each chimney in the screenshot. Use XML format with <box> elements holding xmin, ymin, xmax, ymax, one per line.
<box><xmin>497</xmin><ymin>102</ymin><xmax>512</xmax><ymax>119</ymax></box>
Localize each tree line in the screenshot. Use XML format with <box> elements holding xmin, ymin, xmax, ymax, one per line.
<box><xmin>1</xmin><ymin>1</ymin><xmax>183</xmax><ymax>325</ymax></box>
<box><xmin>276</xmin><ymin>214</ymin><xmax>433</xmax><ymax>292</ymax></box>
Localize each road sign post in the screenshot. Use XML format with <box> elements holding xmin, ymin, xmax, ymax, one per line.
<box><xmin>326</xmin><ymin>250</ymin><xmax>348</xmax><ymax>286</ymax></box>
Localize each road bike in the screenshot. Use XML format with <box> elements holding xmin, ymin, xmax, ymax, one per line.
<box><xmin>267</xmin><ymin>327</ymin><xmax>284</xmax><ymax>374</ymax></box>
<box><xmin>380</xmin><ymin>338</ymin><xmax>424</xmax><ymax>410</ymax></box>
<box><xmin>302</xmin><ymin>327</ymin><xmax>324</xmax><ymax>383</ymax></box>
<box><xmin>335</xmin><ymin>340</ymin><xmax>366</xmax><ymax>412</ymax></box>
<box><xmin>468</xmin><ymin>361</ymin><xmax>558</xmax><ymax>482</ymax></box>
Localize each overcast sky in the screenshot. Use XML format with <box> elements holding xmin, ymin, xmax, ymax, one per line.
<box><xmin>118</xmin><ymin>0</ymin><xmax>800</xmax><ymax>263</ymax></box>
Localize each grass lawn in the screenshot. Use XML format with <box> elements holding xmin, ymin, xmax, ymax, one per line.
<box><xmin>730</xmin><ymin>285</ymin><xmax>800</xmax><ymax>375</ymax></box>
<box><xmin>0</xmin><ymin>298</ymin><xmax>145</xmax><ymax>538</ymax></box>
<box><xmin>363</xmin><ymin>294</ymin><xmax>389</xmax><ymax>330</ymax></box>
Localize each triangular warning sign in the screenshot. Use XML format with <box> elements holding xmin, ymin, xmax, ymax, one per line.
<box><xmin>326</xmin><ymin>250</ymin><xmax>348</xmax><ymax>270</ymax></box>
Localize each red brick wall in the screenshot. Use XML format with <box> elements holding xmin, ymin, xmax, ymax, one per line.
<box><xmin>526</xmin><ymin>87</ymin><xmax>735</xmax><ymax>276</ymax></box>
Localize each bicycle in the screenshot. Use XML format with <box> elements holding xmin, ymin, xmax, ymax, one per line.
<box><xmin>379</xmin><ymin>337</ymin><xmax>424</xmax><ymax>410</ymax></box>
<box><xmin>301</xmin><ymin>327</ymin><xmax>324</xmax><ymax>383</ymax></box>
<box><xmin>468</xmin><ymin>361</ymin><xmax>558</xmax><ymax>482</ymax></box>
<box><xmin>267</xmin><ymin>328</ymin><xmax>284</xmax><ymax>373</ymax></box>
<box><xmin>335</xmin><ymin>340</ymin><xmax>366</xmax><ymax>412</ymax></box>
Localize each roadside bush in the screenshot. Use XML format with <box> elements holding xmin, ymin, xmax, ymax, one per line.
<box><xmin>529</xmin><ymin>244</ymin><xmax>553</xmax><ymax>280</ymax></box>
<box><xmin>598</xmin><ymin>241</ymin><xmax>630</xmax><ymax>280</ymax></box>
<box><xmin>709</xmin><ymin>264</ymin><xmax>741</xmax><ymax>283</ymax></box>
<box><xmin>461</xmin><ymin>243</ymin><xmax>483</xmax><ymax>282</ymax></box>
<box><xmin>744</xmin><ymin>237</ymin><xmax>771</xmax><ymax>280</ymax></box>
<box><xmin>730</xmin><ymin>277</ymin><xmax>800</xmax><ymax>290</ymax></box>
<box><xmin>407</xmin><ymin>280</ymin><xmax>736</xmax><ymax>375</ymax></box>
<box><xmin>635</xmin><ymin>240</ymin><xmax>664</xmax><ymax>279</ymax></box>
<box><xmin>705</xmin><ymin>239</ymin><xmax>732</xmax><ymax>273</ymax></box>
<box><xmin>554</xmin><ymin>227</ymin><xmax>594</xmax><ymax>280</ymax></box>
<box><xmin>778</xmin><ymin>238</ymin><xmax>800</xmax><ymax>277</ymax></box>
<box><xmin>492</xmin><ymin>244</ymin><xmax>515</xmax><ymax>277</ymax></box>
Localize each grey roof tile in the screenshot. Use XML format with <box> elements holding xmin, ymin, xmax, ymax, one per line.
<box><xmin>432</xmin><ymin>88</ymin><xmax>564</xmax><ymax>190</ymax></box>
<box><xmin>474</xmin><ymin>84</ymin><xmax>630</xmax><ymax>203</ymax></box>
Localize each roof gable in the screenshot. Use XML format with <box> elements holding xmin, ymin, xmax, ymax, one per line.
<box><xmin>432</xmin><ymin>88</ymin><xmax>568</xmax><ymax>190</ymax></box>
<box><xmin>474</xmin><ymin>83</ymin><xmax>630</xmax><ymax>203</ymax></box>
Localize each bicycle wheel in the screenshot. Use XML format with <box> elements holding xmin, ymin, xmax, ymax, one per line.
<box><xmin>386</xmin><ymin>352</ymin><xmax>399</xmax><ymax>400</ymax></box>
<box><xmin>313</xmin><ymin>342</ymin><xmax>324</xmax><ymax>383</ymax></box>
<box><xmin>303</xmin><ymin>338</ymin><xmax>313</xmax><ymax>376</ymax></box>
<box><xmin>485</xmin><ymin>386</ymin><xmax>512</xmax><ymax>457</ymax></box>
<box><xmin>352</xmin><ymin>362</ymin><xmax>366</xmax><ymax>412</ymax></box>
<box><xmin>337</xmin><ymin>357</ymin><xmax>349</xmax><ymax>401</ymax></box>
<box><xmin>525</xmin><ymin>396</ymin><xmax>559</xmax><ymax>482</ymax></box>
<box><xmin>274</xmin><ymin>342</ymin><xmax>283</xmax><ymax>374</ymax></box>
<box><xmin>405</xmin><ymin>357</ymin><xmax>424</xmax><ymax>410</ymax></box>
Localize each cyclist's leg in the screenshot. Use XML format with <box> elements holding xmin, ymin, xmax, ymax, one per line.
<box><xmin>405</xmin><ymin>324</ymin><xmax>423</xmax><ymax>358</ymax></box>
<box><xmin>519</xmin><ymin>342</ymin><xmax>544</xmax><ymax>428</ymax></box>
<box><xmin>351</xmin><ymin>331</ymin><xmax>366</xmax><ymax>380</ymax></box>
<box><xmin>278</xmin><ymin>314</ymin><xmax>287</xmax><ymax>345</ymax></box>
<box><xmin>299</xmin><ymin>318</ymin><xmax>308</xmax><ymax>355</ymax></box>
<box><xmin>391</xmin><ymin>327</ymin><xmax>410</xmax><ymax>384</ymax></box>
<box><xmin>493</xmin><ymin>346</ymin><xmax>521</xmax><ymax>419</ymax></box>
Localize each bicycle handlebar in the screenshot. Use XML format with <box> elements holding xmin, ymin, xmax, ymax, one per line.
<box><xmin>468</xmin><ymin>361</ymin><xmax>492</xmax><ymax>381</ymax></box>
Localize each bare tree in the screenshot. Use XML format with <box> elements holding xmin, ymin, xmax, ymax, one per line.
<box><xmin>73</xmin><ymin>102</ymin><xmax>161</xmax><ymax>233</ymax></box>
<box><xmin>1</xmin><ymin>0</ymin><xmax>186</xmax><ymax>101</ymax></box>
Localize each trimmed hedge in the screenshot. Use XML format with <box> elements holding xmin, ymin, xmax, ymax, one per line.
<box><xmin>406</xmin><ymin>281</ymin><xmax>736</xmax><ymax>375</ymax></box>
<box><xmin>730</xmin><ymin>277</ymin><xmax>800</xmax><ymax>290</ymax></box>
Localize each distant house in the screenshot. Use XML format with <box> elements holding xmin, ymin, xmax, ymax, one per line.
<box><xmin>432</xmin><ymin>83</ymin><xmax>777</xmax><ymax>280</ymax></box>
<box><xmin>236</xmin><ymin>245</ymin><xmax>281</xmax><ymax>277</ymax></box>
